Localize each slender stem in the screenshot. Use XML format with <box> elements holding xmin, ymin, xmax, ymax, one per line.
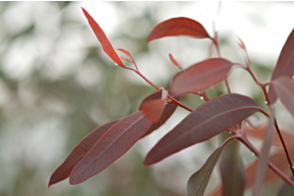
<box><xmin>225</xmin><ymin>78</ymin><xmax>231</xmax><ymax>94</ymax></box>
<box><xmin>238</xmin><ymin>135</ymin><xmax>294</xmax><ymax>188</ymax></box>
<box><xmin>274</xmin><ymin>120</ymin><xmax>294</xmax><ymax>177</ymax></box>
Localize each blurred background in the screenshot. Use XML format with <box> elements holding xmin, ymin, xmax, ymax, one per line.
<box><xmin>0</xmin><ymin>2</ymin><xmax>294</xmax><ymax>196</ymax></box>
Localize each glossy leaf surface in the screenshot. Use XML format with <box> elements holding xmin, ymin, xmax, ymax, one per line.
<box><xmin>48</xmin><ymin>119</ymin><xmax>119</xmax><ymax>187</ymax></box>
<box><xmin>144</xmin><ymin>94</ymin><xmax>261</xmax><ymax>165</ymax></box>
<box><xmin>171</xmin><ymin>58</ymin><xmax>234</xmax><ymax>95</ymax></box>
<box><xmin>253</xmin><ymin>110</ymin><xmax>275</xmax><ymax>196</ymax></box>
<box><xmin>271</xmin><ymin>76</ymin><xmax>294</xmax><ymax>118</ymax></box>
<box><xmin>187</xmin><ymin>147</ymin><xmax>222</xmax><ymax>196</ymax></box>
<box><xmin>268</xmin><ymin>29</ymin><xmax>294</xmax><ymax>103</ymax></box>
<box><xmin>82</xmin><ymin>8</ymin><xmax>124</xmax><ymax>67</ymax></box>
<box><xmin>139</xmin><ymin>91</ymin><xmax>179</xmax><ymax>138</ymax></box>
<box><xmin>147</xmin><ymin>17</ymin><xmax>210</xmax><ymax>43</ymax></box>
<box><xmin>69</xmin><ymin>111</ymin><xmax>152</xmax><ymax>184</ymax></box>
<box><xmin>219</xmin><ymin>132</ymin><xmax>245</xmax><ymax>196</ymax></box>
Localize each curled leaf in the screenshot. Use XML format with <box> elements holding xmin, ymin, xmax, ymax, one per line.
<box><xmin>82</xmin><ymin>8</ymin><xmax>124</xmax><ymax>67</ymax></box>
<box><xmin>147</xmin><ymin>17</ymin><xmax>210</xmax><ymax>43</ymax></box>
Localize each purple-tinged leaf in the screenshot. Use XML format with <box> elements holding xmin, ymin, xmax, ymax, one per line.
<box><xmin>253</xmin><ymin>110</ymin><xmax>275</xmax><ymax>196</ymax></box>
<box><xmin>147</xmin><ymin>17</ymin><xmax>210</xmax><ymax>43</ymax></box>
<box><xmin>82</xmin><ymin>8</ymin><xmax>124</xmax><ymax>67</ymax></box>
<box><xmin>171</xmin><ymin>58</ymin><xmax>234</xmax><ymax>95</ymax></box>
<box><xmin>187</xmin><ymin>147</ymin><xmax>222</xmax><ymax>196</ymax></box>
<box><xmin>144</xmin><ymin>94</ymin><xmax>261</xmax><ymax>165</ymax></box>
<box><xmin>139</xmin><ymin>91</ymin><xmax>179</xmax><ymax>138</ymax></box>
<box><xmin>48</xmin><ymin>119</ymin><xmax>119</xmax><ymax>187</ymax></box>
<box><xmin>140</xmin><ymin>98</ymin><xmax>166</xmax><ymax>123</ymax></box>
<box><xmin>69</xmin><ymin>111</ymin><xmax>152</xmax><ymax>185</ymax></box>
<box><xmin>219</xmin><ymin>132</ymin><xmax>245</xmax><ymax>196</ymax></box>
<box><xmin>271</xmin><ymin>76</ymin><xmax>294</xmax><ymax>119</ymax></box>
<box><xmin>268</xmin><ymin>29</ymin><xmax>294</xmax><ymax>103</ymax></box>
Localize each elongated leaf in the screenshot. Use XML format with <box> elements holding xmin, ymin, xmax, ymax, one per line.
<box><xmin>219</xmin><ymin>132</ymin><xmax>245</xmax><ymax>196</ymax></box>
<box><xmin>277</xmin><ymin>177</ymin><xmax>294</xmax><ymax>196</ymax></box>
<box><xmin>268</xmin><ymin>29</ymin><xmax>294</xmax><ymax>103</ymax></box>
<box><xmin>253</xmin><ymin>110</ymin><xmax>275</xmax><ymax>196</ymax></box>
<box><xmin>245</xmin><ymin>125</ymin><xmax>294</xmax><ymax>149</ymax></box>
<box><xmin>69</xmin><ymin>111</ymin><xmax>152</xmax><ymax>184</ymax></box>
<box><xmin>147</xmin><ymin>17</ymin><xmax>210</xmax><ymax>43</ymax></box>
<box><xmin>171</xmin><ymin>58</ymin><xmax>234</xmax><ymax>95</ymax></box>
<box><xmin>139</xmin><ymin>91</ymin><xmax>179</xmax><ymax>138</ymax></box>
<box><xmin>48</xmin><ymin>119</ymin><xmax>119</xmax><ymax>187</ymax></box>
<box><xmin>82</xmin><ymin>8</ymin><xmax>124</xmax><ymax>67</ymax></box>
<box><xmin>144</xmin><ymin>94</ymin><xmax>261</xmax><ymax>165</ymax></box>
<box><xmin>169</xmin><ymin>53</ymin><xmax>180</xmax><ymax>67</ymax></box>
<box><xmin>207</xmin><ymin>151</ymin><xmax>291</xmax><ymax>196</ymax></box>
<box><xmin>271</xmin><ymin>76</ymin><xmax>294</xmax><ymax>119</ymax></box>
<box><xmin>188</xmin><ymin>147</ymin><xmax>222</xmax><ymax>196</ymax></box>
<box><xmin>117</xmin><ymin>48</ymin><xmax>132</xmax><ymax>58</ymax></box>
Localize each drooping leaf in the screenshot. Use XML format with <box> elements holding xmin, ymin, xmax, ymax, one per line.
<box><xmin>268</xmin><ymin>29</ymin><xmax>294</xmax><ymax>104</ymax></box>
<box><xmin>207</xmin><ymin>151</ymin><xmax>291</xmax><ymax>196</ymax></box>
<box><xmin>219</xmin><ymin>132</ymin><xmax>245</xmax><ymax>196</ymax></box>
<box><xmin>69</xmin><ymin>111</ymin><xmax>152</xmax><ymax>185</ymax></box>
<box><xmin>171</xmin><ymin>58</ymin><xmax>234</xmax><ymax>95</ymax></box>
<box><xmin>144</xmin><ymin>94</ymin><xmax>261</xmax><ymax>165</ymax></box>
<box><xmin>117</xmin><ymin>48</ymin><xmax>132</xmax><ymax>58</ymax></box>
<box><xmin>253</xmin><ymin>110</ymin><xmax>275</xmax><ymax>196</ymax></box>
<box><xmin>82</xmin><ymin>8</ymin><xmax>124</xmax><ymax>67</ymax></box>
<box><xmin>245</xmin><ymin>125</ymin><xmax>294</xmax><ymax>149</ymax></box>
<box><xmin>271</xmin><ymin>76</ymin><xmax>294</xmax><ymax>119</ymax></box>
<box><xmin>277</xmin><ymin>177</ymin><xmax>294</xmax><ymax>196</ymax></box>
<box><xmin>48</xmin><ymin>119</ymin><xmax>119</xmax><ymax>187</ymax></box>
<box><xmin>147</xmin><ymin>17</ymin><xmax>210</xmax><ymax>43</ymax></box>
<box><xmin>139</xmin><ymin>91</ymin><xmax>179</xmax><ymax>138</ymax></box>
<box><xmin>187</xmin><ymin>147</ymin><xmax>222</xmax><ymax>196</ymax></box>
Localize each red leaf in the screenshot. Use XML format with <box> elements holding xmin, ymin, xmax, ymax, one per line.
<box><xmin>69</xmin><ymin>111</ymin><xmax>152</xmax><ymax>185</ymax></box>
<box><xmin>169</xmin><ymin>53</ymin><xmax>180</xmax><ymax>67</ymax></box>
<box><xmin>171</xmin><ymin>58</ymin><xmax>234</xmax><ymax>95</ymax></box>
<box><xmin>144</xmin><ymin>94</ymin><xmax>261</xmax><ymax>165</ymax></box>
<box><xmin>268</xmin><ymin>29</ymin><xmax>294</xmax><ymax>103</ymax></box>
<box><xmin>117</xmin><ymin>48</ymin><xmax>132</xmax><ymax>58</ymax></box>
<box><xmin>146</xmin><ymin>17</ymin><xmax>210</xmax><ymax>43</ymax></box>
<box><xmin>48</xmin><ymin>120</ymin><xmax>119</xmax><ymax>187</ymax></box>
<box><xmin>82</xmin><ymin>8</ymin><xmax>124</xmax><ymax>67</ymax></box>
<box><xmin>139</xmin><ymin>91</ymin><xmax>179</xmax><ymax>138</ymax></box>
<box><xmin>271</xmin><ymin>76</ymin><xmax>294</xmax><ymax>119</ymax></box>
<box><xmin>140</xmin><ymin>98</ymin><xmax>166</xmax><ymax>123</ymax></box>
<box><xmin>245</xmin><ymin>125</ymin><xmax>294</xmax><ymax>149</ymax></box>
<box><xmin>253</xmin><ymin>110</ymin><xmax>275</xmax><ymax>196</ymax></box>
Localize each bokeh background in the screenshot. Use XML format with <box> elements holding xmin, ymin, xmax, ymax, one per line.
<box><xmin>0</xmin><ymin>2</ymin><xmax>294</xmax><ymax>196</ymax></box>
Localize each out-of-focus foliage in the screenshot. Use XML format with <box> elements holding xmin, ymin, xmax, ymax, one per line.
<box><xmin>0</xmin><ymin>2</ymin><xmax>293</xmax><ymax>196</ymax></box>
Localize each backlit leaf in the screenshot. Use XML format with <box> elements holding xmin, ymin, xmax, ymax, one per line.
<box><xmin>253</xmin><ymin>110</ymin><xmax>275</xmax><ymax>196</ymax></box>
<box><xmin>144</xmin><ymin>94</ymin><xmax>261</xmax><ymax>165</ymax></box>
<box><xmin>271</xmin><ymin>76</ymin><xmax>294</xmax><ymax>119</ymax></box>
<box><xmin>219</xmin><ymin>132</ymin><xmax>245</xmax><ymax>196</ymax></box>
<box><xmin>268</xmin><ymin>29</ymin><xmax>294</xmax><ymax>103</ymax></box>
<box><xmin>171</xmin><ymin>58</ymin><xmax>234</xmax><ymax>95</ymax></box>
<box><xmin>48</xmin><ymin>119</ymin><xmax>119</xmax><ymax>187</ymax></box>
<box><xmin>140</xmin><ymin>98</ymin><xmax>166</xmax><ymax>123</ymax></box>
<box><xmin>117</xmin><ymin>48</ymin><xmax>132</xmax><ymax>58</ymax></box>
<box><xmin>82</xmin><ymin>8</ymin><xmax>124</xmax><ymax>67</ymax></box>
<box><xmin>69</xmin><ymin>111</ymin><xmax>152</xmax><ymax>185</ymax></box>
<box><xmin>139</xmin><ymin>91</ymin><xmax>179</xmax><ymax>138</ymax></box>
<box><xmin>147</xmin><ymin>17</ymin><xmax>210</xmax><ymax>43</ymax></box>
<box><xmin>187</xmin><ymin>147</ymin><xmax>222</xmax><ymax>196</ymax></box>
